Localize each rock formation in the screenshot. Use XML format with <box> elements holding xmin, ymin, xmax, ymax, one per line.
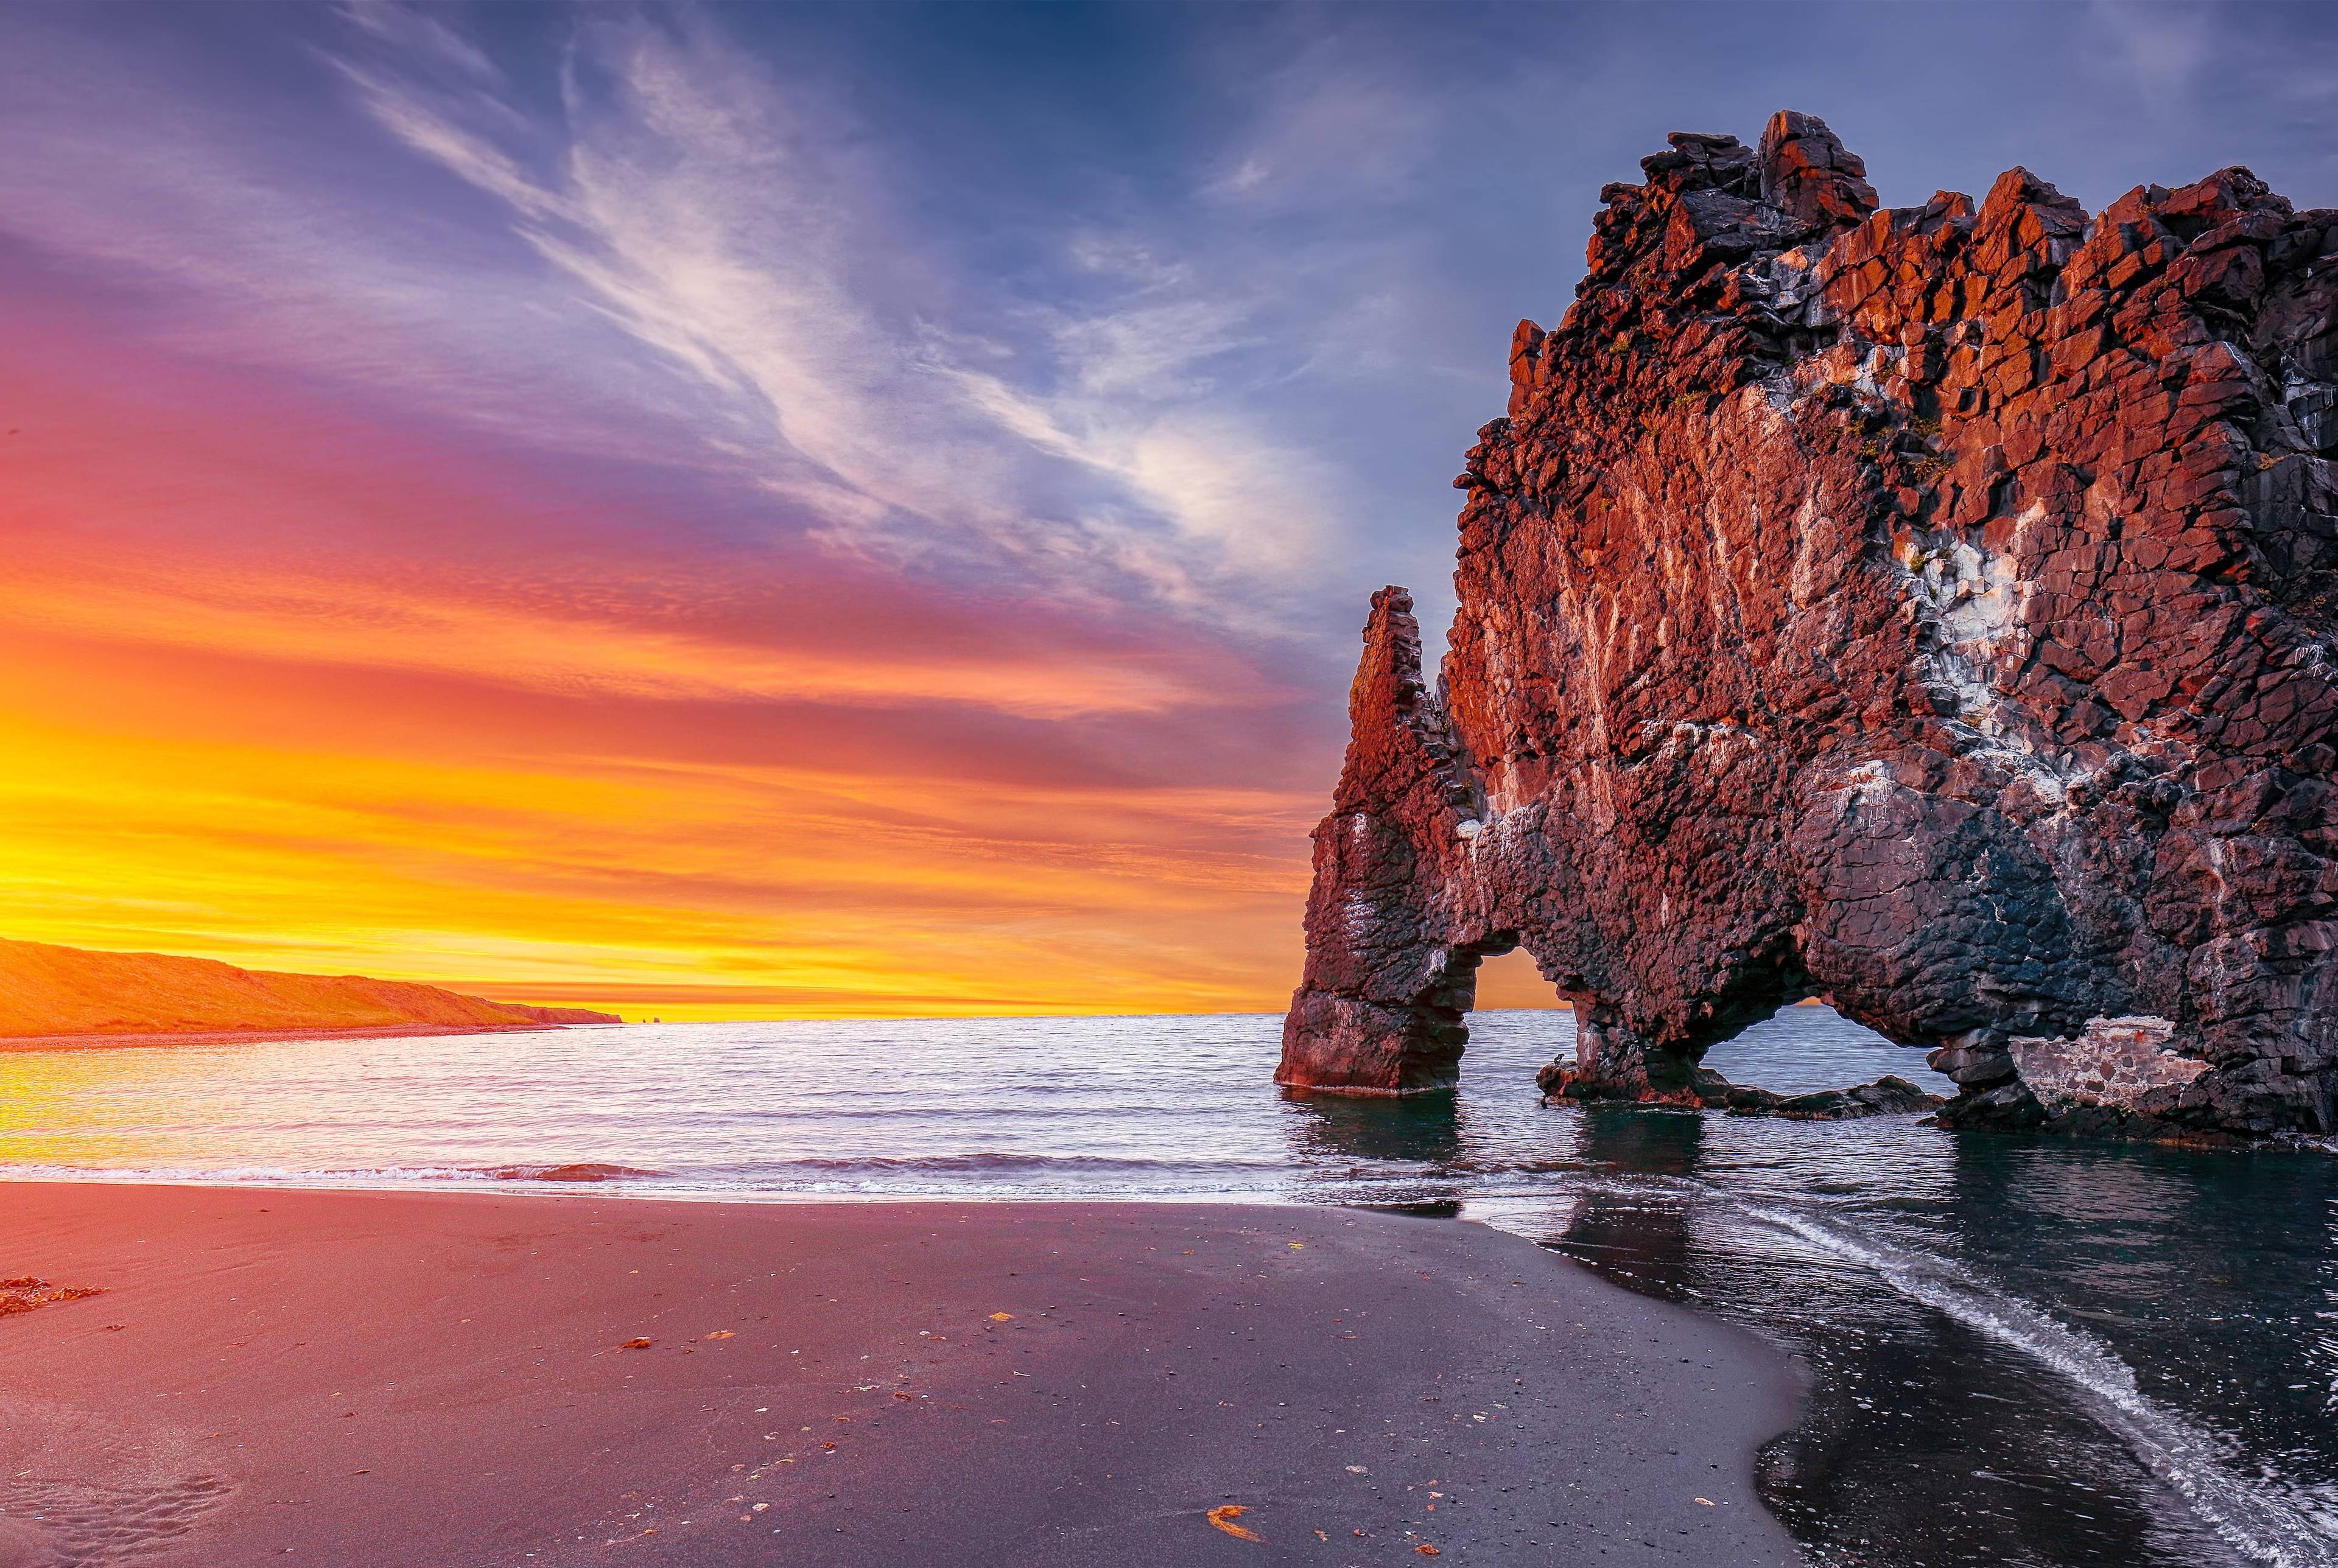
<box><xmin>1279</xmin><ymin>111</ymin><xmax>2337</xmax><ymax>1141</ymax></box>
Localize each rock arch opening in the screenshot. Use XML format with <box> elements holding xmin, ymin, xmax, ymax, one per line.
<box><xmin>1279</xmin><ymin>912</ymin><xmax>1951</xmax><ymax>1122</ymax></box>
<box><xmin>1705</xmin><ymin>999</ymin><xmax>1954</xmax><ymax>1102</ymax></box>
<box><xmin>1472</xmin><ymin>943</ymin><xmax>1566</xmax><ymax>1012</ymax></box>
<box><xmin>1542</xmin><ymin>994</ymin><xmax>1950</xmax><ymax>1121</ymax></box>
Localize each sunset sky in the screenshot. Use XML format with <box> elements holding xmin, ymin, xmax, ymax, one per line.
<box><xmin>4</xmin><ymin>1</ymin><xmax>2333</xmax><ymax>1018</ymax></box>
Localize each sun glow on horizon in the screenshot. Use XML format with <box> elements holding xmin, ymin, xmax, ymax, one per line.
<box><xmin>0</xmin><ymin>660</ymin><xmax>1324</xmax><ymax>1018</ymax></box>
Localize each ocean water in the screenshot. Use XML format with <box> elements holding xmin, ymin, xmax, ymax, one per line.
<box><xmin>2</xmin><ymin>1009</ymin><xmax>2334</xmax><ymax>1568</ymax></box>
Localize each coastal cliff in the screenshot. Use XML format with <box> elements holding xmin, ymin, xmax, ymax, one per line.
<box><xmin>1280</xmin><ymin>112</ymin><xmax>2337</xmax><ymax>1141</ymax></box>
<box><xmin>0</xmin><ymin>938</ymin><xmax>619</xmax><ymax>1038</ymax></box>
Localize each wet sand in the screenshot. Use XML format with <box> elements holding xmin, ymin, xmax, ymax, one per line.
<box><xmin>0</xmin><ymin>1186</ymin><xmax>1802</xmax><ymax>1566</ymax></box>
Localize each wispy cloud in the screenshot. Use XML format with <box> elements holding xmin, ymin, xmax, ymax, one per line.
<box><xmin>1196</xmin><ymin>24</ymin><xmax>1442</xmax><ymax>211</ymax></box>
<box><xmin>0</xmin><ymin>1</ymin><xmax>1361</xmax><ymax>629</ymax></box>
<box><xmin>325</xmin><ymin>4</ymin><xmax>1347</xmax><ymax>618</ymax></box>
<box><xmin>2085</xmin><ymin>0</ymin><xmax>2216</xmax><ymax>105</ymax></box>
<box><xmin>0</xmin><ymin>10</ymin><xmax>753</xmax><ymax>480</ymax></box>
<box><xmin>337</xmin><ymin>0</ymin><xmax>500</xmax><ymax>82</ymax></box>
<box><xmin>0</xmin><ymin>555</ymin><xmax>1256</xmax><ymax>720</ymax></box>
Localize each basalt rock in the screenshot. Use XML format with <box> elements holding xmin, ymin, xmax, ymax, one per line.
<box><xmin>1279</xmin><ymin>111</ymin><xmax>2338</xmax><ymax>1143</ymax></box>
<box><xmin>1536</xmin><ymin>1056</ymin><xmax>1944</xmax><ymax>1120</ymax></box>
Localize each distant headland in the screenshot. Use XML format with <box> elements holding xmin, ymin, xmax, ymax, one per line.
<box><xmin>0</xmin><ymin>937</ymin><xmax>619</xmax><ymax>1046</ymax></box>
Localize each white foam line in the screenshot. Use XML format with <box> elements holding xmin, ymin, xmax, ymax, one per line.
<box><xmin>1742</xmin><ymin>1202</ymin><xmax>2338</xmax><ymax>1568</ymax></box>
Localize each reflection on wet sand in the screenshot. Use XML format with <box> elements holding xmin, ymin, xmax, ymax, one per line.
<box><xmin>1542</xmin><ymin>1106</ymin><xmax>1705</xmax><ymax>1293</ymax></box>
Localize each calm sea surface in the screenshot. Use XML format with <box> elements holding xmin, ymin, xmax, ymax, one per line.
<box><xmin>3</xmin><ymin>1009</ymin><xmax>2334</xmax><ymax>1568</ymax></box>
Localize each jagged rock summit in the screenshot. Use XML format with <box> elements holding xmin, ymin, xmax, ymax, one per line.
<box><xmin>1279</xmin><ymin>111</ymin><xmax>2337</xmax><ymax>1141</ymax></box>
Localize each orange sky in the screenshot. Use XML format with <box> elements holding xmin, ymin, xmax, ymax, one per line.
<box><xmin>0</xmin><ymin>295</ymin><xmax>1445</xmax><ymax>1018</ymax></box>
<box><xmin>0</xmin><ymin>339</ymin><xmax>1571</xmax><ymax>1017</ymax></box>
<box><xmin>0</xmin><ymin>419</ymin><xmax>1291</xmax><ymax>1020</ymax></box>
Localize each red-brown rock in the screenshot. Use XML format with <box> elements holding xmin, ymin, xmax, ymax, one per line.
<box><xmin>1279</xmin><ymin>112</ymin><xmax>2338</xmax><ymax>1141</ymax></box>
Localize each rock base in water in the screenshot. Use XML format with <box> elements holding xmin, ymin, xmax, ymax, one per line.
<box><xmin>1537</xmin><ymin>1062</ymin><xmax>1945</xmax><ymax>1120</ymax></box>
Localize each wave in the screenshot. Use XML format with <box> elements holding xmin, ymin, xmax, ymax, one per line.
<box><xmin>0</xmin><ymin>1163</ymin><xmax>501</xmax><ymax>1187</ymax></box>
<box><xmin>0</xmin><ymin>1150</ymin><xmax>1296</xmax><ymax>1191</ymax></box>
<box><xmin>1741</xmin><ymin>1202</ymin><xmax>2338</xmax><ymax>1568</ymax></box>
<box><xmin>490</xmin><ymin>1163</ymin><xmax>664</xmax><ymax>1183</ymax></box>
<box><xmin>773</xmin><ymin>1151</ymin><xmax>1288</xmax><ymax>1175</ymax></box>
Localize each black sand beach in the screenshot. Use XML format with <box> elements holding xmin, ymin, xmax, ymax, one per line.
<box><xmin>0</xmin><ymin>1186</ymin><xmax>1800</xmax><ymax>1566</ymax></box>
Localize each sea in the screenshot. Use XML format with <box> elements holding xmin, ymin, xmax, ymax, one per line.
<box><xmin>2</xmin><ymin>1008</ymin><xmax>2334</xmax><ymax>1568</ymax></box>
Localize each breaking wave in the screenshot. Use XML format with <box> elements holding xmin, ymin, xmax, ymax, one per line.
<box><xmin>1741</xmin><ymin>1202</ymin><xmax>2338</xmax><ymax>1568</ymax></box>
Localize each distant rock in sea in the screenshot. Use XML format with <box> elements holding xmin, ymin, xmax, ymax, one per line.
<box><xmin>0</xmin><ymin>937</ymin><xmax>620</xmax><ymax>1038</ymax></box>
<box><xmin>1280</xmin><ymin>110</ymin><xmax>2336</xmax><ymax>1143</ymax></box>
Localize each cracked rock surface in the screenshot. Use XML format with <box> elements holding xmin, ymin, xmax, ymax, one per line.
<box><xmin>1279</xmin><ymin>110</ymin><xmax>2337</xmax><ymax>1142</ymax></box>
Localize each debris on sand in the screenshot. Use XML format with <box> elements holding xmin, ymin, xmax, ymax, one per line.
<box><xmin>0</xmin><ymin>1278</ymin><xmax>103</xmax><ymax>1317</ymax></box>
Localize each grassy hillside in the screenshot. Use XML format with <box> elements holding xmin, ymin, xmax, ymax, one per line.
<box><xmin>0</xmin><ymin>939</ymin><xmax>618</xmax><ymax>1037</ymax></box>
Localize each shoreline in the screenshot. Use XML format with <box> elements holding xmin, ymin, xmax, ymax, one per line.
<box><xmin>0</xmin><ymin>1183</ymin><xmax>1802</xmax><ymax>1567</ymax></box>
<box><xmin>0</xmin><ymin>1020</ymin><xmax>622</xmax><ymax>1053</ymax></box>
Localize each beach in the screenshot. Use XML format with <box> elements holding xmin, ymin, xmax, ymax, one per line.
<box><xmin>6</xmin><ymin>1014</ymin><xmax>2328</xmax><ymax>1565</ymax></box>
<box><xmin>0</xmin><ymin>1185</ymin><xmax>1800</xmax><ymax>1566</ymax></box>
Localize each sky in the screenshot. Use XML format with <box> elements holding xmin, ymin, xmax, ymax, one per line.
<box><xmin>1</xmin><ymin>1</ymin><xmax>2333</xmax><ymax>1018</ymax></box>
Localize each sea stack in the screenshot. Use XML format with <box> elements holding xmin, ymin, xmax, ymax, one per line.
<box><xmin>1279</xmin><ymin>111</ymin><xmax>2338</xmax><ymax>1141</ymax></box>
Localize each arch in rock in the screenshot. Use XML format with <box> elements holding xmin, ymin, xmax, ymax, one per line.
<box><xmin>1276</xmin><ymin>110</ymin><xmax>2337</xmax><ymax>1141</ymax></box>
